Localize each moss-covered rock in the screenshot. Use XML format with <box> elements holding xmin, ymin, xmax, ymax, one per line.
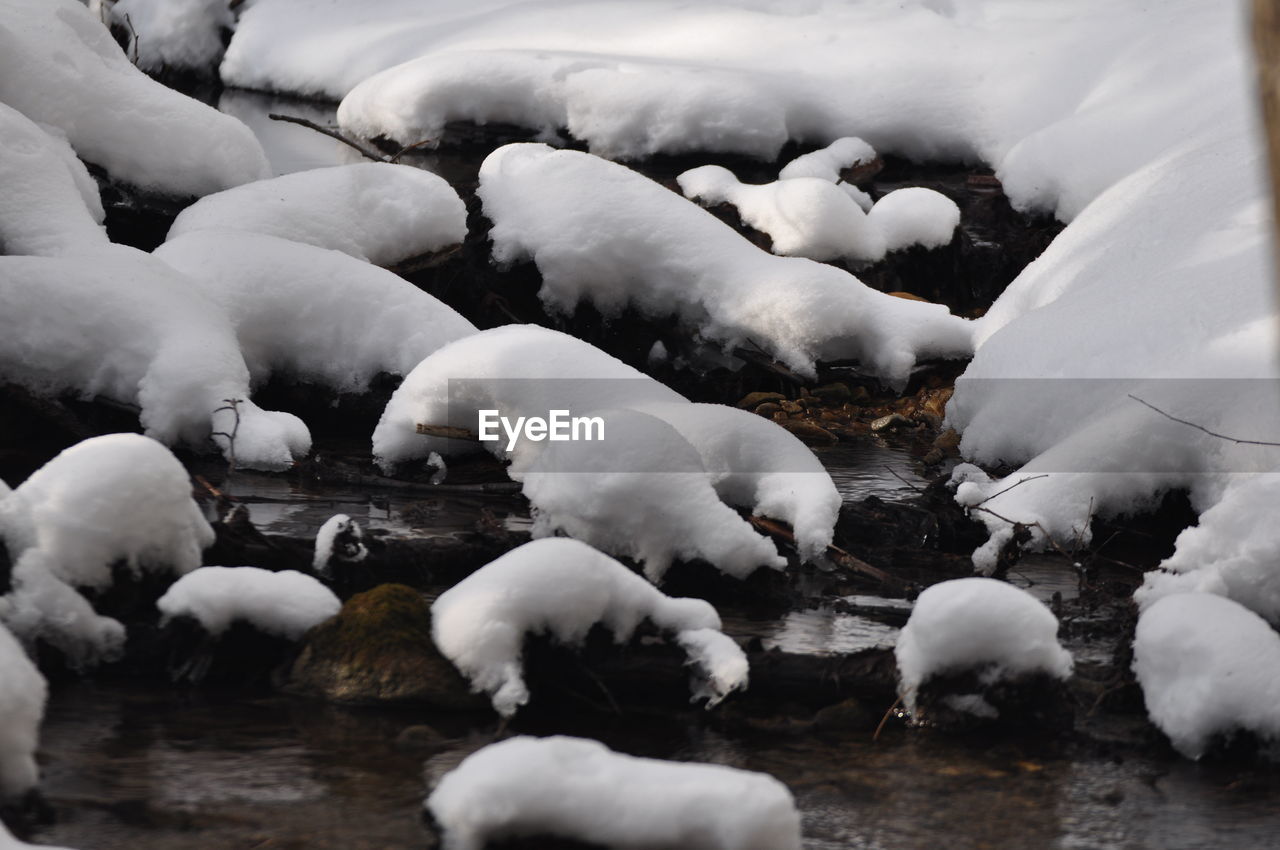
<box><xmin>285</xmin><ymin>583</ymin><xmax>483</xmax><ymax>710</ymax></box>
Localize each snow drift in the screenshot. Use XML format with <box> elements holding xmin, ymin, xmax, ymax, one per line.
<box><xmin>158</xmin><ymin>567</ymin><xmax>341</xmax><ymax>641</ymax></box>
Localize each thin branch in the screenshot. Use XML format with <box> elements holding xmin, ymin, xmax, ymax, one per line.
<box><xmin>882</xmin><ymin>464</ymin><xmax>925</xmax><ymax>494</ymax></box>
<box><xmin>122</xmin><ymin>12</ymin><xmax>140</xmax><ymax>65</ymax></box>
<box><xmin>1129</xmin><ymin>394</ymin><xmax>1280</xmax><ymax>446</ymax></box>
<box><xmin>389</xmin><ymin>138</ymin><xmax>437</xmax><ymax>163</ymax></box>
<box><xmin>873</xmin><ymin>694</ymin><xmax>903</xmax><ymax>741</ymax></box>
<box><xmin>973</xmin><ymin>474</ymin><xmax>1049</xmax><ymax>507</ymax></box>
<box><xmin>267</xmin><ymin>114</ymin><xmax>386</xmax><ymax>162</ymax></box>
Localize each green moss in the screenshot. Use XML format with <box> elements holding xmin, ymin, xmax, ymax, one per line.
<box><xmin>305</xmin><ymin>583</ymin><xmax>437</xmax><ymax>668</ymax></box>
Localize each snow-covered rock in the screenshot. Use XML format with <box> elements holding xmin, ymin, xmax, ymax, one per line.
<box><xmin>0</xmin><ymin>103</ymin><xmax>106</xmax><ymax>257</ymax></box>
<box><xmin>426</xmin><ymin>735</ymin><xmax>801</xmax><ymax>850</ymax></box>
<box><xmin>156</xmin><ymin>231</ymin><xmax>476</xmax><ymax>392</ymax></box>
<box><xmin>164</xmin><ymin>163</ymin><xmax>468</xmax><ymax>266</ymax></box>
<box><xmin>0</xmin><ymin>0</ymin><xmax>268</xmax><ymax>196</ymax></box>
<box><xmin>1133</xmin><ymin>593</ymin><xmax>1280</xmax><ymax>759</ymax></box>
<box><xmin>677</xmin><ymin>165</ymin><xmax>885</xmax><ymax>262</ymax></box>
<box><xmin>895</xmin><ymin>577</ymin><xmax>1073</xmax><ymax>714</ymax></box>
<box><xmin>778</xmin><ymin>137</ymin><xmax>878</xmax><ymax>183</ymax></box>
<box><xmin>95</xmin><ymin>0</ymin><xmax>233</xmax><ymax>73</ymax></box>
<box><xmin>478</xmin><ymin>144</ymin><xmax>972</xmax><ymax>382</ymax></box>
<box><xmin>158</xmin><ymin>567</ymin><xmax>341</xmax><ymax>641</ymax></box>
<box><xmin>0</xmin><ymin>621</ymin><xmax>47</xmax><ymax>801</ymax></box>
<box><xmin>312</xmin><ymin>514</ymin><xmax>367</xmax><ymax>576</ymax></box>
<box><xmin>0</xmin><ymin>248</ymin><xmax>310</xmax><ymax>470</ymax></box>
<box><xmin>431</xmin><ymin>539</ymin><xmax>749</xmax><ymax>717</ymax></box>
<box><xmin>867</xmin><ymin>187</ymin><xmax>960</xmax><ymax>252</ymax></box>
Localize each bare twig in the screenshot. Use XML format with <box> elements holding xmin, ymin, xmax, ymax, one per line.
<box><xmin>883</xmin><ymin>465</ymin><xmax>925</xmax><ymax>494</ymax></box>
<box><xmin>873</xmin><ymin>694</ymin><xmax>903</xmax><ymax>741</ymax></box>
<box><xmin>122</xmin><ymin>12</ymin><xmax>140</xmax><ymax>65</ymax></box>
<box><xmin>1129</xmin><ymin>394</ymin><xmax>1280</xmax><ymax>446</ymax></box>
<box><xmin>211</xmin><ymin>397</ymin><xmax>243</xmax><ymax>477</ymax></box>
<box><xmin>749</xmin><ymin>516</ymin><xmax>909</xmax><ymax>593</ymax></box>
<box><xmin>267</xmin><ymin>114</ymin><xmax>386</xmax><ymax>162</ymax></box>
<box><xmin>389</xmin><ymin>138</ymin><xmax>437</xmax><ymax>163</ymax></box>
<box><xmin>973</xmin><ymin>474</ymin><xmax>1050</xmax><ymax>507</ymax></box>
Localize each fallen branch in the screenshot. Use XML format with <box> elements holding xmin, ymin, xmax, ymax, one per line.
<box><xmin>267</xmin><ymin>114</ymin><xmax>386</xmax><ymax>163</ymax></box>
<box><xmin>415</xmin><ymin>423</ymin><xmax>481</xmax><ymax>441</ymax></box>
<box><xmin>749</xmin><ymin>515</ymin><xmax>910</xmax><ymax>594</ymax></box>
<box><xmin>1129</xmin><ymin>393</ymin><xmax>1280</xmax><ymax>446</ymax></box>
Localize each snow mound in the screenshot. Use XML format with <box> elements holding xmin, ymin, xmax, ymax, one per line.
<box><xmin>0</xmin><ymin>103</ymin><xmax>106</xmax><ymax>257</ymax></box>
<box><xmin>478</xmin><ymin>144</ymin><xmax>972</xmax><ymax>382</ymax></box>
<box><xmin>165</xmin><ymin>163</ymin><xmax>468</xmax><ymax>266</ymax></box>
<box><xmin>156</xmin><ymin>231</ymin><xmax>476</xmax><ymax>392</ymax></box>
<box><xmin>895</xmin><ymin>577</ymin><xmax>1073</xmax><ymax>712</ymax></box>
<box><xmin>312</xmin><ymin>514</ymin><xmax>367</xmax><ymax>576</ymax></box>
<box><xmin>677</xmin><ymin>165</ymin><xmax>885</xmax><ymax>262</ymax></box>
<box><xmin>778</xmin><ymin>137</ymin><xmax>878</xmax><ymax>183</ymax></box>
<box><xmin>96</xmin><ymin>0</ymin><xmax>233</xmax><ymax>73</ymax></box>
<box><xmin>158</xmin><ymin>567</ymin><xmax>341</xmax><ymax>641</ymax></box>
<box><xmin>2</xmin><ymin>434</ymin><xmax>213</xmax><ymax>590</ymax></box>
<box><xmin>0</xmin><ymin>0</ymin><xmax>268</xmax><ymax>197</ymax></box>
<box><xmin>0</xmin><ymin>621</ymin><xmax>46</xmax><ymax>801</ymax></box>
<box><xmin>866</xmin><ymin>188</ymin><xmax>960</xmax><ymax>252</ymax></box>
<box><xmin>1133</xmin><ymin>593</ymin><xmax>1280</xmax><ymax>759</ymax></box>
<box><xmin>427</xmin><ymin>735</ymin><xmax>801</xmax><ymax>850</ymax></box>
<box><xmin>431</xmin><ymin>539</ymin><xmax>749</xmax><ymax>717</ymax></box>
<box><xmin>0</xmin><ymin>248</ymin><xmax>310</xmax><ymax>470</ymax></box>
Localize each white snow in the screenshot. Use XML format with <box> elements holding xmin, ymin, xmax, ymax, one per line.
<box><xmin>0</xmin><ymin>822</ymin><xmax>77</xmax><ymax>850</ymax></box>
<box><xmin>478</xmin><ymin>144</ymin><xmax>972</xmax><ymax>383</ymax></box>
<box><xmin>1133</xmin><ymin>593</ymin><xmax>1280</xmax><ymax>760</ymax></box>
<box><xmin>1</xmin><ymin>0</ymin><xmax>268</xmax><ymax>197</ymax></box>
<box><xmin>96</xmin><ymin>0</ymin><xmax>233</xmax><ymax>73</ymax></box>
<box><xmin>312</xmin><ymin>514</ymin><xmax>367</xmax><ymax>576</ymax></box>
<box><xmin>677</xmin><ymin>165</ymin><xmax>886</xmax><ymax>263</ymax></box>
<box><xmin>778</xmin><ymin>137</ymin><xmax>878</xmax><ymax>183</ymax></box>
<box><xmin>165</xmin><ymin>163</ymin><xmax>468</xmax><ymax>266</ymax></box>
<box><xmin>866</xmin><ymin>187</ymin><xmax>960</xmax><ymax>252</ymax></box>
<box><xmin>156</xmin><ymin>231</ymin><xmax>476</xmax><ymax>392</ymax></box>
<box><xmin>0</xmin><ymin>103</ymin><xmax>106</xmax><ymax>257</ymax></box>
<box><xmin>895</xmin><ymin>577</ymin><xmax>1073</xmax><ymax>713</ymax></box>
<box><xmin>426</xmin><ymin>736</ymin><xmax>801</xmax><ymax>850</ymax></box>
<box><xmin>0</xmin><ymin>622</ymin><xmax>47</xmax><ymax>801</ymax></box>
<box><xmin>157</xmin><ymin>566</ymin><xmax>341</xmax><ymax>641</ymax></box>
<box><xmin>430</xmin><ymin>538</ymin><xmax>749</xmax><ymax>717</ymax></box>
<box><xmin>0</xmin><ymin>248</ymin><xmax>311</xmax><ymax>470</ymax></box>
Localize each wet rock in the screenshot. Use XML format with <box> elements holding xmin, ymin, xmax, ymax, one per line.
<box><xmin>779</xmin><ymin>400</ymin><xmax>803</xmax><ymax>415</ymax></box>
<box><xmin>779</xmin><ymin>421</ymin><xmax>838</xmax><ymax>446</ymax></box>
<box><xmin>911</xmin><ymin>669</ymin><xmax>1075</xmax><ymax>734</ymax></box>
<box><xmin>812</xmin><ymin>697</ymin><xmax>876</xmax><ymax>732</ymax></box>
<box><xmin>285</xmin><ymin>584</ymin><xmax>484</xmax><ymax>710</ymax></box>
<box><xmin>754</xmin><ymin>402</ymin><xmax>782</xmax><ymax>417</ymax></box>
<box><xmin>737</xmin><ymin>391</ymin><xmax>786</xmax><ymax>409</ymax></box>
<box><xmin>811</xmin><ymin>382</ymin><xmax>852</xmax><ymax>403</ymax></box>
<box><xmin>159</xmin><ymin>615</ymin><xmax>299</xmax><ymax>686</ymax></box>
<box><xmin>394</xmin><ymin>724</ymin><xmax>449</xmax><ymax>754</ymax></box>
<box><xmin>840</xmin><ymin>155</ymin><xmax>884</xmax><ymax>185</ymax></box>
<box><xmin>870</xmin><ymin>413</ymin><xmax>912</xmax><ymax>432</ymax></box>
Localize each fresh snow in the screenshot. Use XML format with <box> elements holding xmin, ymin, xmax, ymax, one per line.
<box><xmin>157</xmin><ymin>566</ymin><xmax>341</xmax><ymax>641</ymax></box>
<box><xmin>0</xmin><ymin>103</ymin><xmax>107</xmax><ymax>257</ymax></box>
<box><xmin>0</xmin><ymin>621</ymin><xmax>47</xmax><ymax>801</ymax></box>
<box><xmin>895</xmin><ymin>577</ymin><xmax>1073</xmax><ymax>713</ymax></box>
<box><xmin>778</xmin><ymin>137</ymin><xmax>877</xmax><ymax>183</ymax></box>
<box><xmin>165</xmin><ymin>163</ymin><xmax>468</xmax><ymax>266</ymax></box>
<box><xmin>426</xmin><ymin>736</ymin><xmax>802</xmax><ymax>850</ymax></box>
<box><xmin>677</xmin><ymin>165</ymin><xmax>886</xmax><ymax>263</ymax></box>
<box><xmin>430</xmin><ymin>539</ymin><xmax>749</xmax><ymax>717</ymax></box>
<box><xmin>866</xmin><ymin>188</ymin><xmax>960</xmax><ymax>252</ymax></box>
<box><xmin>1</xmin><ymin>0</ymin><xmax>268</xmax><ymax>197</ymax></box>
<box><xmin>1133</xmin><ymin>593</ymin><xmax>1280</xmax><ymax>760</ymax></box>
<box><xmin>0</xmin><ymin>248</ymin><xmax>310</xmax><ymax>470</ymax></box>
<box><xmin>478</xmin><ymin>144</ymin><xmax>972</xmax><ymax>382</ymax></box>
<box><xmin>94</xmin><ymin>0</ymin><xmax>233</xmax><ymax>73</ymax></box>
<box><xmin>156</xmin><ymin>231</ymin><xmax>477</xmax><ymax>393</ymax></box>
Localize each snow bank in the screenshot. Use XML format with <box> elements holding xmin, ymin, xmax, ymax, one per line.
<box><xmin>0</xmin><ymin>104</ymin><xmax>106</xmax><ymax>257</ymax></box>
<box><xmin>96</xmin><ymin>0</ymin><xmax>233</xmax><ymax>73</ymax></box>
<box><xmin>158</xmin><ymin>567</ymin><xmax>341</xmax><ymax>640</ymax></box>
<box><xmin>0</xmin><ymin>248</ymin><xmax>310</xmax><ymax>470</ymax></box>
<box><xmin>0</xmin><ymin>0</ymin><xmax>268</xmax><ymax>196</ymax></box>
<box><xmin>895</xmin><ymin>577</ymin><xmax>1072</xmax><ymax>712</ymax></box>
<box><xmin>431</xmin><ymin>539</ymin><xmax>749</xmax><ymax>717</ymax></box>
<box><xmin>779</xmin><ymin>137</ymin><xmax>877</xmax><ymax>183</ymax></box>
<box><xmin>0</xmin><ymin>622</ymin><xmax>46</xmax><ymax>801</ymax></box>
<box><xmin>1133</xmin><ymin>593</ymin><xmax>1280</xmax><ymax>759</ymax></box>
<box><xmin>165</xmin><ymin>163</ymin><xmax>468</xmax><ymax>266</ymax></box>
<box><xmin>478</xmin><ymin>144</ymin><xmax>972</xmax><ymax>382</ymax></box>
<box><xmin>427</xmin><ymin>736</ymin><xmax>801</xmax><ymax>850</ymax></box>
<box><xmin>866</xmin><ymin>188</ymin><xmax>960</xmax><ymax>252</ymax></box>
<box><xmin>156</xmin><ymin>231</ymin><xmax>476</xmax><ymax>392</ymax></box>
<box><xmin>677</xmin><ymin>165</ymin><xmax>885</xmax><ymax>262</ymax></box>
<box><xmin>2</xmin><ymin>434</ymin><xmax>212</xmax><ymax>590</ymax></box>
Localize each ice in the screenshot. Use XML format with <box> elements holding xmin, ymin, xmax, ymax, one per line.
<box><xmin>158</xmin><ymin>566</ymin><xmax>341</xmax><ymax>641</ymax></box>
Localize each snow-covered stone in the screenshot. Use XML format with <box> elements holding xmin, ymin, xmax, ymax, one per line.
<box><xmin>426</xmin><ymin>735</ymin><xmax>801</xmax><ymax>850</ymax></box>
<box><xmin>156</xmin><ymin>231</ymin><xmax>476</xmax><ymax>392</ymax></box>
<box><xmin>165</xmin><ymin>163</ymin><xmax>468</xmax><ymax>266</ymax></box>
<box><xmin>895</xmin><ymin>577</ymin><xmax>1073</xmax><ymax>713</ymax></box>
<box><xmin>158</xmin><ymin>567</ymin><xmax>341</xmax><ymax>641</ymax></box>
<box><xmin>95</xmin><ymin>0</ymin><xmax>233</xmax><ymax>73</ymax></box>
<box><xmin>1133</xmin><ymin>593</ymin><xmax>1280</xmax><ymax>759</ymax></box>
<box><xmin>312</xmin><ymin>514</ymin><xmax>367</xmax><ymax>576</ymax></box>
<box><xmin>677</xmin><ymin>165</ymin><xmax>885</xmax><ymax>262</ymax></box>
<box><xmin>1</xmin><ymin>0</ymin><xmax>268</xmax><ymax>196</ymax></box>
<box><xmin>0</xmin><ymin>622</ymin><xmax>47</xmax><ymax>801</ymax></box>
<box><xmin>0</xmin><ymin>103</ymin><xmax>106</xmax><ymax>257</ymax></box>
<box><xmin>867</xmin><ymin>187</ymin><xmax>960</xmax><ymax>252</ymax></box>
<box><xmin>0</xmin><ymin>248</ymin><xmax>310</xmax><ymax>470</ymax></box>
<box><xmin>778</xmin><ymin>137</ymin><xmax>878</xmax><ymax>183</ymax></box>
<box><xmin>431</xmin><ymin>539</ymin><xmax>749</xmax><ymax>717</ymax></box>
<box><xmin>478</xmin><ymin>144</ymin><xmax>972</xmax><ymax>382</ymax></box>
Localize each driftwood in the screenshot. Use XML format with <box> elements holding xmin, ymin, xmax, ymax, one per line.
<box><xmin>750</xmin><ymin>515</ymin><xmax>910</xmax><ymax>595</ymax></box>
